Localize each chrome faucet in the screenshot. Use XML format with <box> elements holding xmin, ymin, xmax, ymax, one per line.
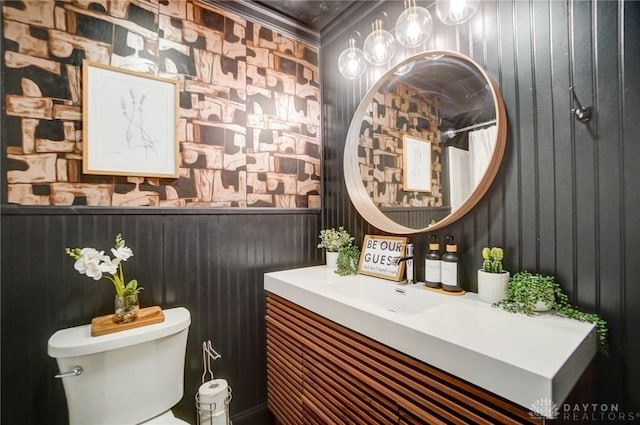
<box><xmin>391</xmin><ymin>243</ymin><xmax>415</xmax><ymax>285</ymax></box>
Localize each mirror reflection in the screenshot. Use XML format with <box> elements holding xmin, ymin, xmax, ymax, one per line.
<box><xmin>345</xmin><ymin>50</ymin><xmax>505</xmax><ymax>233</ymax></box>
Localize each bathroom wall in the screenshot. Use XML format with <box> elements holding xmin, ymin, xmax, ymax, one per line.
<box><xmin>3</xmin><ymin>1</ymin><xmax>639</xmax><ymax>424</ymax></box>
<box><xmin>322</xmin><ymin>0</ymin><xmax>640</xmax><ymax>413</ymax></box>
<box><xmin>1</xmin><ymin>1</ymin><xmax>321</xmax><ymax>424</ymax></box>
<box><xmin>3</xmin><ymin>0</ymin><xmax>320</xmax><ymax>208</ymax></box>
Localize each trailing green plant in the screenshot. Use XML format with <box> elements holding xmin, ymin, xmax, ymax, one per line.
<box><xmin>495</xmin><ymin>272</ymin><xmax>554</xmax><ymax>314</ymax></box>
<box><xmin>495</xmin><ymin>271</ymin><xmax>609</xmax><ymax>354</ymax></box>
<box><xmin>317</xmin><ymin>226</ymin><xmax>354</xmax><ymax>252</ymax></box>
<box><xmin>481</xmin><ymin>246</ymin><xmax>504</xmax><ymax>273</ymax></box>
<box><xmin>552</xmin><ymin>288</ymin><xmax>609</xmax><ymax>355</ymax></box>
<box><xmin>336</xmin><ymin>245</ymin><xmax>361</xmax><ymax>276</ymax></box>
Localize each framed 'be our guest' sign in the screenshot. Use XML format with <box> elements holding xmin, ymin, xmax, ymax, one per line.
<box><xmin>358</xmin><ymin>235</ymin><xmax>409</xmax><ymax>281</ymax></box>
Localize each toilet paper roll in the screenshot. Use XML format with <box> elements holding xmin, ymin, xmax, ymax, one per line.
<box><xmin>198</xmin><ymin>408</ymin><xmax>228</xmax><ymax>425</ymax></box>
<box><xmin>198</xmin><ymin>379</ymin><xmax>228</xmax><ymax>401</ymax></box>
<box><xmin>199</xmin><ymin>411</ymin><xmax>212</xmax><ymax>424</ymax></box>
<box><xmin>198</xmin><ymin>379</ymin><xmax>228</xmax><ymax>415</ymax></box>
<box><xmin>211</xmin><ymin>410</ymin><xmax>228</xmax><ymax>425</ymax></box>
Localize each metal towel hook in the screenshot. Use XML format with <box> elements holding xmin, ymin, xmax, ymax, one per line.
<box><xmin>569</xmin><ymin>86</ymin><xmax>593</xmax><ymax>123</ymax></box>
<box><xmin>201</xmin><ymin>340</ymin><xmax>221</xmax><ymax>384</ymax></box>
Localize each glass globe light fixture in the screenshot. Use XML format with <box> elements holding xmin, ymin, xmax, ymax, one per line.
<box><xmin>395</xmin><ymin>0</ymin><xmax>433</xmax><ymax>48</ymax></box>
<box><xmin>436</xmin><ymin>0</ymin><xmax>480</xmax><ymax>25</ymax></box>
<box><xmin>338</xmin><ymin>35</ymin><xmax>367</xmax><ymax>79</ymax></box>
<box><xmin>363</xmin><ymin>19</ymin><xmax>396</xmax><ymax>66</ymax></box>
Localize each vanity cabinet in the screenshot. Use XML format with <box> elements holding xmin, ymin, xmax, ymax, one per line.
<box><xmin>266</xmin><ymin>293</ymin><xmax>540</xmax><ymax>425</ymax></box>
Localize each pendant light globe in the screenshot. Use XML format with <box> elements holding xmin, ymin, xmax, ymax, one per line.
<box><xmin>436</xmin><ymin>0</ymin><xmax>480</xmax><ymax>25</ymax></box>
<box><xmin>363</xmin><ymin>19</ymin><xmax>396</xmax><ymax>66</ymax></box>
<box><xmin>338</xmin><ymin>44</ymin><xmax>367</xmax><ymax>79</ymax></box>
<box><xmin>395</xmin><ymin>4</ymin><xmax>433</xmax><ymax>48</ymax></box>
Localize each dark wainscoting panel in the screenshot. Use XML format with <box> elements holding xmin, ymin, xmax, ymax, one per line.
<box><xmin>321</xmin><ymin>0</ymin><xmax>640</xmax><ymax>412</ymax></box>
<box><xmin>0</xmin><ymin>209</ymin><xmax>319</xmax><ymax>425</ymax></box>
<box><xmin>381</xmin><ymin>207</ymin><xmax>451</xmax><ymax>230</ymax></box>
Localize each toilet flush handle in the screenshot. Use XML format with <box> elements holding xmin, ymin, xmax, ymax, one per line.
<box><xmin>54</xmin><ymin>366</ymin><xmax>83</xmax><ymax>379</ymax></box>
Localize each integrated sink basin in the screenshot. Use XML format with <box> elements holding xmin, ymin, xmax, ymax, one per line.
<box><xmin>324</xmin><ymin>279</ymin><xmax>444</xmax><ymax>316</ymax></box>
<box><xmin>264</xmin><ymin>265</ymin><xmax>597</xmax><ymax>418</ymax></box>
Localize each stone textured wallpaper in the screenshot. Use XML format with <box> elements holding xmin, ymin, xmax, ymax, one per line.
<box><xmin>3</xmin><ymin>0</ymin><xmax>321</xmax><ymax>207</ymax></box>
<box><xmin>358</xmin><ymin>81</ymin><xmax>442</xmax><ymax>208</ymax></box>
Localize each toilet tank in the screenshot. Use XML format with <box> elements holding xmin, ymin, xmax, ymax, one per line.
<box><xmin>48</xmin><ymin>307</ymin><xmax>191</xmax><ymax>425</ymax></box>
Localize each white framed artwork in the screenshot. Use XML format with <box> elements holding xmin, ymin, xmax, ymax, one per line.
<box><xmin>402</xmin><ymin>134</ymin><xmax>432</xmax><ymax>192</ymax></box>
<box><xmin>82</xmin><ymin>60</ymin><xmax>179</xmax><ymax>178</ymax></box>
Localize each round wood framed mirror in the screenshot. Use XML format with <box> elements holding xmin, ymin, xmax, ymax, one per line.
<box><xmin>343</xmin><ymin>50</ymin><xmax>507</xmax><ymax>234</ymax></box>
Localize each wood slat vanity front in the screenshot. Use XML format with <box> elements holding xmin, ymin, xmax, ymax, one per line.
<box><xmin>266</xmin><ymin>293</ymin><xmax>541</xmax><ymax>425</ymax></box>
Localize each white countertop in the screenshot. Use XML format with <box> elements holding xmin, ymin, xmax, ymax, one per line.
<box><xmin>264</xmin><ymin>266</ymin><xmax>596</xmax><ymax>417</ymax></box>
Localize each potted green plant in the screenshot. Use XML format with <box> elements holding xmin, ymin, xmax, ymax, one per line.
<box><xmin>495</xmin><ymin>271</ymin><xmax>609</xmax><ymax>353</ymax></box>
<box><xmin>336</xmin><ymin>245</ymin><xmax>361</xmax><ymax>276</ymax></box>
<box><xmin>317</xmin><ymin>226</ymin><xmax>354</xmax><ymax>270</ymax></box>
<box><xmin>477</xmin><ymin>247</ymin><xmax>509</xmax><ymax>304</ymax></box>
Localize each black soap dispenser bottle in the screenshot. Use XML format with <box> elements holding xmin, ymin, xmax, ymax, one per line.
<box><xmin>441</xmin><ymin>235</ymin><xmax>462</xmax><ymax>292</ymax></box>
<box><xmin>424</xmin><ymin>235</ymin><xmax>441</xmax><ymax>288</ymax></box>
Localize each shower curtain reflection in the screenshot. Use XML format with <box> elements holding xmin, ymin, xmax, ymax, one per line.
<box><xmin>447</xmin><ymin>125</ymin><xmax>497</xmax><ymax>211</ymax></box>
<box><xmin>447</xmin><ymin>146</ymin><xmax>470</xmax><ymax>211</ymax></box>
<box><xmin>469</xmin><ymin>126</ymin><xmax>497</xmax><ymax>187</ymax></box>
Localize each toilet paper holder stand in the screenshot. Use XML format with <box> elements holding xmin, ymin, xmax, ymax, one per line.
<box><xmin>201</xmin><ymin>340</ymin><xmax>221</xmax><ymax>383</ymax></box>
<box><xmin>196</xmin><ymin>340</ymin><xmax>233</xmax><ymax>425</ymax></box>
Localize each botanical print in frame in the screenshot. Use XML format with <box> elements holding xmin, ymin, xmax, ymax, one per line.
<box><xmin>402</xmin><ymin>134</ymin><xmax>432</xmax><ymax>192</ymax></box>
<box><xmin>82</xmin><ymin>60</ymin><xmax>179</xmax><ymax>178</ymax></box>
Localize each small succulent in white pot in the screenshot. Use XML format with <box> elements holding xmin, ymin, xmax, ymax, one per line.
<box><xmin>477</xmin><ymin>247</ymin><xmax>509</xmax><ymax>304</ymax></box>
<box><xmin>482</xmin><ymin>247</ymin><xmax>505</xmax><ymax>273</ymax></box>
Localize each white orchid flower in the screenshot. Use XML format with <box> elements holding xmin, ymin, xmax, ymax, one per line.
<box><xmin>84</xmin><ymin>260</ymin><xmax>104</xmax><ymax>280</ymax></box>
<box><xmin>112</xmin><ymin>246</ymin><xmax>133</xmax><ymax>262</ymax></box>
<box><xmin>66</xmin><ymin>234</ymin><xmax>142</xmax><ymax>298</ymax></box>
<box><xmin>100</xmin><ymin>256</ymin><xmax>120</xmax><ymax>275</ymax></box>
<box><xmin>73</xmin><ymin>248</ymin><xmax>102</xmax><ymax>275</ymax></box>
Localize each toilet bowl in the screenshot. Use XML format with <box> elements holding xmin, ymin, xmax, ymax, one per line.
<box><xmin>48</xmin><ymin>307</ymin><xmax>191</xmax><ymax>425</ymax></box>
<box><xmin>143</xmin><ymin>410</ymin><xmax>189</xmax><ymax>424</ymax></box>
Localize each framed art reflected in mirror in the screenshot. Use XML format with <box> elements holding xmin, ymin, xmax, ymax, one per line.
<box><xmin>402</xmin><ymin>134</ymin><xmax>432</xmax><ymax>193</ymax></box>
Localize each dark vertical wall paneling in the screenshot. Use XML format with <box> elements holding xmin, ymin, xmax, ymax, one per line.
<box><xmin>2</xmin><ymin>1</ymin><xmax>639</xmax><ymax>423</ymax></box>
<box><xmin>1</xmin><ymin>1</ymin><xmax>322</xmax><ymax>424</ymax></box>
<box><xmin>321</xmin><ymin>0</ymin><xmax>640</xmax><ymax>411</ymax></box>
<box><xmin>622</xmin><ymin>0</ymin><xmax>640</xmax><ymax>410</ymax></box>
<box><xmin>0</xmin><ymin>210</ymin><xmax>321</xmax><ymax>424</ymax></box>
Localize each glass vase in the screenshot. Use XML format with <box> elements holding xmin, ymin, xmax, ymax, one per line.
<box><xmin>113</xmin><ymin>293</ymin><xmax>139</xmax><ymax>323</ymax></box>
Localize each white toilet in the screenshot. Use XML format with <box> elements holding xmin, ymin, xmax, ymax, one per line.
<box><xmin>48</xmin><ymin>307</ymin><xmax>191</xmax><ymax>425</ymax></box>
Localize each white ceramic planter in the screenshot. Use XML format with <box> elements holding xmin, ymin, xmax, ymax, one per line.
<box><xmin>477</xmin><ymin>270</ymin><xmax>510</xmax><ymax>304</ymax></box>
<box><xmin>325</xmin><ymin>251</ymin><xmax>339</xmax><ymax>270</ymax></box>
<box><xmin>533</xmin><ymin>299</ymin><xmax>552</xmax><ymax>312</ymax></box>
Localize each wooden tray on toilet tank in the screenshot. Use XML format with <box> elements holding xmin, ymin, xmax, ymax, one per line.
<box><xmin>91</xmin><ymin>306</ymin><xmax>165</xmax><ymax>337</ymax></box>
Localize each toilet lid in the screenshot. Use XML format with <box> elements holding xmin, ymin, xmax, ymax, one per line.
<box><xmin>48</xmin><ymin>307</ymin><xmax>191</xmax><ymax>358</ymax></box>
